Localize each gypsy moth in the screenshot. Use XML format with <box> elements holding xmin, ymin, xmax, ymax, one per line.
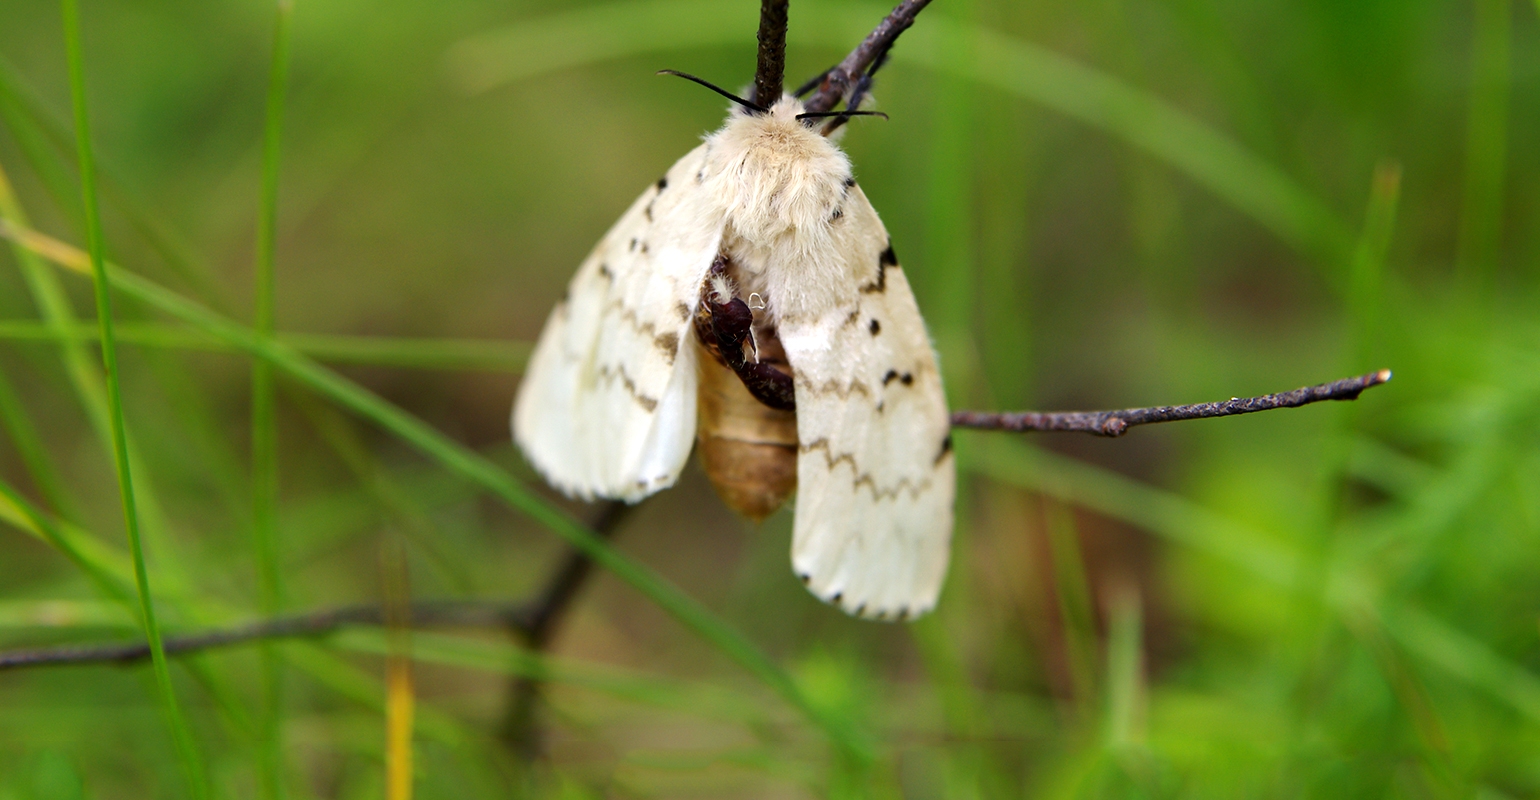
<box><xmin>513</xmin><ymin>6</ymin><xmax>952</xmax><ymax>621</ymax></box>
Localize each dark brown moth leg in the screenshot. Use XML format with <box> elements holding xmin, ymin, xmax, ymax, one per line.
<box><xmin>694</xmin><ymin>256</ymin><xmax>797</xmax><ymax>411</ymax></box>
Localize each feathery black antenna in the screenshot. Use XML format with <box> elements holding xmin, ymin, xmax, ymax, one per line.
<box><xmin>797</xmin><ymin>110</ymin><xmax>889</xmax><ymax>122</ymax></box>
<box><xmin>657</xmin><ymin>70</ymin><xmax>767</xmax><ymax>114</ymax></box>
<box><xmin>752</xmin><ymin>0</ymin><xmax>790</xmax><ymax>106</ymax></box>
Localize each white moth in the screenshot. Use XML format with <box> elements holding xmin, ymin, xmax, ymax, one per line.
<box><xmin>513</xmin><ymin>91</ymin><xmax>954</xmax><ymax>621</ymax></box>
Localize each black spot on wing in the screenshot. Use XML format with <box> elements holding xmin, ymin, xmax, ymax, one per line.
<box><xmin>844</xmin><ymin>176</ymin><xmax>857</xmax><ymax>188</ymax></box>
<box><xmin>868</xmin><ymin>319</ymin><xmax>880</xmax><ymax>335</ymax></box>
<box><xmin>936</xmin><ymin>435</ymin><xmax>953</xmax><ymax>465</ymax></box>
<box><xmin>598</xmin><ymin>263</ymin><xmax>614</xmax><ymax>282</ymax></box>
<box><xmin>882</xmin><ymin>369</ymin><xmax>899</xmax><ymax>386</ymax></box>
<box><xmin>900</xmin><ymin>372</ymin><xmax>914</xmax><ymax>386</ymax></box>
<box><xmin>629</xmin><ymin>238</ymin><xmax>638</xmax><ymax>252</ymax></box>
<box><xmin>656</xmin><ymin>175</ymin><xmax>668</xmax><ymax>191</ymax></box>
<box><xmin>645</xmin><ymin>199</ymin><xmax>655</xmax><ymax>221</ymax></box>
<box><xmin>831</xmin><ymin>207</ymin><xmax>843</xmax><ymax>222</ymax></box>
<box><xmin>862</xmin><ymin>241</ymin><xmax>897</xmax><ymax>294</ymax></box>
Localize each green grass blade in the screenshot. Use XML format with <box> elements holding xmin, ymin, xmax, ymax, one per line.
<box><xmin>1046</xmin><ymin>501</ymin><xmax>1100</xmax><ymax>716</ymax></box>
<box><xmin>0</xmin><ymin>56</ymin><xmax>227</xmax><ymax>306</ymax></box>
<box><xmin>0</xmin><ymin>363</ymin><xmax>76</xmax><ymax>518</ymax></box>
<box><xmin>254</xmin><ymin>0</ymin><xmax>294</xmax><ymax>617</ymax></box>
<box><xmin>1103</xmin><ymin>590</ymin><xmax>1143</xmax><ymax>750</ymax></box>
<box><xmin>2</xmin><ymin>223</ymin><xmax>863</xmax><ymax>758</ymax></box>
<box><xmin>0</xmin><ymin>163</ymin><xmax>194</xmax><ymax>599</ymax></box>
<box><xmin>1348</xmin><ymin>162</ymin><xmax>1401</xmax><ymax>371</ymax></box>
<box><xmin>0</xmin><ymin>62</ymin><xmax>81</xmax><ymax>231</ymax></box>
<box><xmin>0</xmin><ymin>320</ymin><xmax>530</xmax><ymax>372</ymax></box>
<box><xmin>0</xmin><ymin>477</ymin><xmax>135</xmax><ymax>606</ymax></box>
<box><xmin>57</xmin><ymin>1</ymin><xmax>206</xmax><ymax>796</ymax></box>
<box><xmin>288</xmin><ymin>391</ymin><xmax>477</xmax><ymax>594</ymax></box>
<box><xmin>921</xmin><ymin>0</ymin><xmax>980</xmax><ymax>388</ymax></box>
<box><xmin>252</xmin><ymin>3</ymin><xmax>296</xmax><ymax>799</ymax></box>
<box><xmin>1454</xmin><ymin>0</ymin><xmax>1511</xmax><ymax>292</ymax></box>
<box><xmin>1384</xmin><ymin>605</ymin><xmax>1540</xmax><ymax>723</ymax></box>
<box><xmin>277</xmin><ymin>332</ymin><xmax>529</xmax><ymax>371</ymax></box>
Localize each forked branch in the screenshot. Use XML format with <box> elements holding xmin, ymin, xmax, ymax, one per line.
<box><xmin>803</xmin><ymin>0</ymin><xmax>934</xmax><ymax>114</ymax></box>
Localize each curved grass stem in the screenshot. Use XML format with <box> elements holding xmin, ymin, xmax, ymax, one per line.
<box><xmin>58</xmin><ymin>0</ymin><xmax>207</xmax><ymax>796</ymax></box>
<box><xmin>252</xmin><ymin>2</ymin><xmax>296</xmax><ymax>799</ymax></box>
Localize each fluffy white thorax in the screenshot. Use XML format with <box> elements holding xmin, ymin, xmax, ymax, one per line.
<box><xmin>700</xmin><ymin>98</ymin><xmax>854</xmax><ymax>321</ymax></box>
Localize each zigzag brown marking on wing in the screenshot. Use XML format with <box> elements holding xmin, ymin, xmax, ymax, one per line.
<box><xmin>602</xmin><ymin>298</ymin><xmax>686</xmax><ymax>366</ymax></box>
<box><xmin>794</xmin><ymin>376</ymin><xmax>873</xmax><ymax>399</ymax></box>
<box><xmin>592</xmin><ymin>362</ymin><xmax>659</xmax><ymax>412</ymax></box>
<box><xmin>798</xmin><ymin>438</ymin><xmax>941</xmax><ymax>501</ymax></box>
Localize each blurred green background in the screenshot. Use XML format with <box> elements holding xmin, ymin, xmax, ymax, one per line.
<box><xmin>1</xmin><ymin>0</ymin><xmax>1538</xmax><ymax>796</ymax></box>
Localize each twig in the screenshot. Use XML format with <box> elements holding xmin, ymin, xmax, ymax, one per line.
<box><xmin>950</xmin><ymin>370</ymin><xmax>1392</xmax><ymax>437</ymax></box>
<box><xmin>499</xmin><ymin>500</ymin><xmax>633</xmax><ymax>757</ymax></box>
<box><xmin>803</xmin><ymin>0</ymin><xmax>933</xmax><ymax>114</ymax></box>
<box><xmin>751</xmin><ymin>0</ymin><xmax>790</xmax><ymax>106</ymax></box>
<box><xmin>0</xmin><ymin>600</ymin><xmax>531</xmax><ymax>671</ymax></box>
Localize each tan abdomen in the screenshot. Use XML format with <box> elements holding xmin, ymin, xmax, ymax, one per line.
<box><xmin>695</xmin><ymin>336</ymin><xmax>798</xmax><ymax>521</ymax></box>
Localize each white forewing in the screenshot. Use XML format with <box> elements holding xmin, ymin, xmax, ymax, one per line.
<box><xmin>514</xmin><ymin>144</ymin><xmax>724</xmax><ymax>501</ymax></box>
<box><xmin>778</xmin><ymin>186</ymin><xmax>955</xmax><ymax>620</ymax></box>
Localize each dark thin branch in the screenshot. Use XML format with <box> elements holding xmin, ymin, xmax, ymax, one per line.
<box><xmin>500</xmin><ymin>500</ymin><xmax>632</xmax><ymax>756</ymax></box>
<box><xmin>950</xmin><ymin>370</ymin><xmax>1392</xmax><ymax>437</ymax></box>
<box><xmin>517</xmin><ymin>500</ymin><xmax>632</xmax><ymax>648</ymax></box>
<box><xmin>751</xmin><ymin>0</ymin><xmax>790</xmax><ymax>107</ymax></box>
<box><xmin>0</xmin><ymin>503</ymin><xmax>637</xmax><ymax>676</ymax></box>
<box><xmin>0</xmin><ymin>600</ymin><xmax>530</xmax><ymax>671</ymax></box>
<box><xmin>803</xmin><ymin>0</ymin><xmax>933</xmax><ymax>115</ymax></box>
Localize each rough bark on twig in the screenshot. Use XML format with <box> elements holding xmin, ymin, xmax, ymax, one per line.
<box><xmin>803</xmin><ymin>0</ymin><xmax>933</xmax><ymax>114</ymax></box>
<box><xmin>751</xmin><ymin>0</ymin><xmax>790</xmax><ymax>106</ymax></box>
<box><xmin>950</xmin><ymin>370</ymin><xmax>1392</xmax><ymax>437</ymax></box>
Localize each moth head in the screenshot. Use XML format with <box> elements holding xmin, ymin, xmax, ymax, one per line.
<box><xmin>658</xmin><ymin>70</ymin><xmax>887</xmax><ymax>129</ymax></box>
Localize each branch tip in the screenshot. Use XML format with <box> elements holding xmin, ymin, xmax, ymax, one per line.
<box><xmin>951</xmin><ymin>370</ymin><xmax>1393</xmax><ymax>436</ymax></box>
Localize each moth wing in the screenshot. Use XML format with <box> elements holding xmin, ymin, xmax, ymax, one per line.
<box><xmin>779</xmin><ymin>187</ymin><xmax>955</xmax><ymax>620</ymax></box>
<box><xmin>514</xmin><ymin>143</ymin><xmax>723</xmax><ymax>501</ymax></box>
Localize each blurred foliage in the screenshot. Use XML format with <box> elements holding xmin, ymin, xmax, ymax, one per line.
<box><xmin>1</xmin><ymin>0</ymin><xmax>1539</xmax><ymax>797</ymax></box>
